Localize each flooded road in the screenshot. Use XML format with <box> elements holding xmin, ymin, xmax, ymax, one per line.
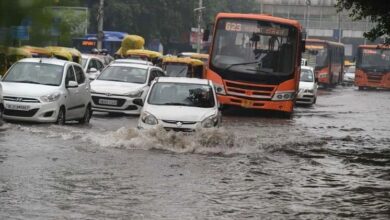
<box><xmin>1</xmin><ymin>86</ymin><xmax>389</xmax><ymax>219</ymax></box>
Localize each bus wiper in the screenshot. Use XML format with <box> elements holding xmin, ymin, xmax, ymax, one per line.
<box><xmin>223</xmin><ymin>61</ymin><xmax>261</xmax><ymax>72</ymax></box>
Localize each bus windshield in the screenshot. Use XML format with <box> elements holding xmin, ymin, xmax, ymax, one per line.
<box><xmin>210</xmin><ymin>18</ymin><xmax>297</xmax><ymax>77</ymax></box>
<box><xmin>305</xmin><ymin>45</ymin><xmax>328</xmax><ymax>69</ymax></box>
<box><xmin>358</xmin><ymin>48</ymin><xmax>390</xmax><ymax>71</ymax></box>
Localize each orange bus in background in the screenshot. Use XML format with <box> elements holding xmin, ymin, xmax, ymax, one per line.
<box><xmin>205</xmin><ymin>13</ymin><xmax>304</xmax><ymax>116</ymax></box>
<box><xmin>355</xmin><ymin>45</ymin><xmax>390</xmax><ymax>90</ymax></box>
<box><xmin>303</xmin><ymin>39</ymin><xmax>344</xmax><ymax>87</ymax></box>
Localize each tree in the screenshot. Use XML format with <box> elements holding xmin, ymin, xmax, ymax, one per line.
<box><xmin>336</xmin><ymin>0</ymin><xmax>390</xmax><ymax>44</ymax></box>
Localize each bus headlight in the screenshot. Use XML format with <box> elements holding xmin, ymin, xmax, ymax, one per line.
<box><xmin>272</xmin><ymin>91</ymin><xmax>295</xmax><ymax>101</ymax></box>
<box><xmin>141</xmin><ymin>112</ymin><xmax>158</xmax><ymax>125</ymax></box>
<box><xmin>214</xmin><ymin>83</ymin><xmax>226</xmax><ymax>95</ymax></box>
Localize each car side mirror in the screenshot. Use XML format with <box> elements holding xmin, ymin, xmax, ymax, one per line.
<box><xmin>89</xmin><ymin>67</ymin><xmax>98</xmax><ymax>73</ymax></box>
<box><xmin>67</xmin><ymin>80</ymin><xmax>78</xmax><ymax>88</ymax></box>
<box><xmin>133</xmin><ymin>98</ymin><xmax>144</xmax><ymax>106</ymax></box>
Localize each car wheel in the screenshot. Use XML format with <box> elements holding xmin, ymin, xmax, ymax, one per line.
<box><xmin>56</xmin><ymin>107</ymin><xmax>66</xmax><ymax>125</ymax></box>
<box><xmin>79</xmin><ymin>105</ymin><xmax>91</xmax><ymax>124</ymax></box>
<box><xmin>313</xmin><ymin>97</ymin><xmax>317</xmax><ymax>104</ymax></box>
<box><xmin>0</xmin><ymin>105</ymin><xmax>4</xmax><ymax>121</ymax></box>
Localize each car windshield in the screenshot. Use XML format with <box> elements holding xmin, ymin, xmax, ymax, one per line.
<box><xmin>165</xmin><ymin>64</ymin><xmax>189</xmax><ymax>77</ymax></box>
<box><xmin>210</xmin><ymin>18</ymin><xmax>297</xmax><ymax>76</ymax></box>
<box><xmin>97</xmin><ymin>66</ymin><xmax>148</xmax><ymax>84</ymax></box>
<box><xmin>358</xmin><ymin>48</ymin><xmax>390</xmax><ymax>70</ymax></box>
<box><xmin>81</xmin><ymin>58</ymin><xmax>88</xmax><ymax>68</ymax></box>
<box><xmin>148</xmin><ymin>82</ymin><xmax>215</xmax><ymax>108</ymax></box>
<box><xmin>300</xmin><ymin>69</ymin><xmax>314</xmax><ymax>82</ymax></box>
<box><xmin>2</xmin><ymin>62</ymin><xmax>64</xmax><ymax>86</ymax></box>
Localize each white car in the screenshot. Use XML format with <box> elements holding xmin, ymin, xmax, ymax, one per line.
<box><xmin>81</xmin><ymin>54</ymin><xmax>105</xmax><ymax>80</ymax></box>
<box><xmin>343</xmin><ymin>65</ymin><xmax>355</xmax><ymax>85</ymax></box>
<box><xmin>90</xmin><ymin>62</ymin><xmax>165</xmax><ymax>114</ymax></box>
<box><xmin>296</xmin><ymin>66</ymin><xmax>318</xmax><ymax>105</ymax></box>
<box><xmin>137</xmin><ymin>77</ymin><xmax>221</xmax><ymax>131</ymax></box>
<box><xmin>0</xmin><ymin>58</ymin><xmax>92</xmax><ymax>124</ymax></box>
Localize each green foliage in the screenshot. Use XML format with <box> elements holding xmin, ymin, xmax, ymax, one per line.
<box><xmin>88</xmin><ymin>0</ymin><xmax>259</xmax><ymax>45</ymax></box>
<box><xmin>336</xmin><ymin>0</ymin><xmax>390</xmax><ymax>44</ymax></box>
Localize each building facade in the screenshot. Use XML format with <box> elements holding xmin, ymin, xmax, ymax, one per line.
<box><xmin>258</xmin><ymin>0</ymin><xmax>381</xmax><ymax>59</ymax></box>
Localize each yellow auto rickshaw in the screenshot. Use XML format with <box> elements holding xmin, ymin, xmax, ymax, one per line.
<box><xmin>6</xmin><ymin>47</ymin><xmax>32</xmax><ymax>67</ymax></box>
<box><xmin>126</xmin><ymin>49</ymin><xmax>163</xmax><ymax>65</ymax></box>
<box><xmin>21</xmin><ymin>46</ymin><xmax>52</xmax><ymax>58</ymax></box>
<box><xmin>115</xmin><ymin>35</ymin><xmax>145</xmax><ymax>58</ymax></box>
<box><xmin>162</xmin><ymin>57</ymin><xmax>204</xmax><ymax>78</ymax></box>
<box><xmin>178</xmin><ymin>52</ymin><xmax>209</xmax><ymax>63</ymax></box>
<box><xmin>46</xmin><ymin>46</ymin><xmax>82</xmax><ymax>64</ymax></box>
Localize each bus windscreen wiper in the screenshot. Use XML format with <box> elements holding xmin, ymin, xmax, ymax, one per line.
<box><xmin>223</xmin><ymin>61</ymin><xmax>262</xmax><ymax>72</ymax></box>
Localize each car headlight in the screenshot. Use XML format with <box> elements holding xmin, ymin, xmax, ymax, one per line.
<box><xmin>214</xmin><ymin>83</ymin><xmax>226</xmax><ymax>95</ymax></box>
<box><xmin>126</xmin><ymin>90</ymin><xmax>143</xmax><ymax>98</ymax></box>
<box><xmin>272</xmin><ymin>91</ymin><xmax>295</xmax><ymax>101</ymax></box>
<box><xmin>40</xmin><ymin>92</ymin><xmax>61</xmax><ymax>102</ymax></box>
<box><xmin>201</xmin><ymin>114</ymin><xmax>219</xmax><ymax>128</ymax></box>
<box><xmin>141</xmin><ymin>111</ymin><xmax>158</xmax><ymax>125</ymax></box>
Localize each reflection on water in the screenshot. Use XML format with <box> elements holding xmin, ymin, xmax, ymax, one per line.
<box><xmin>0</xmin><ymin>87</ymin><xmax>389</xmax><ymax>219</ymax></box>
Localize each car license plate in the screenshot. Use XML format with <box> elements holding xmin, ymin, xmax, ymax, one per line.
<box><xmin>241</xmin><ymin>100</ymin><xmax>253</xmax><ymax>108</ymax></box>
<box><xmin>98</xmin><ymin>99</ymin><xmax>117</xmax><ymax>106</ymax></box>
<box><xmin>6</xmin><ymin>104</ymin><xmax>30</xmax><ymax>111</ymax></box>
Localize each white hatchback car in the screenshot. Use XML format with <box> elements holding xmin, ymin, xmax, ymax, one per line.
<box><xmin>90</xmin><ymin>62</ymin><xmax>165</xmax><ymax>114</ymax></box>
<box><xmin>137</xmin><ymin>77</ymin><xmax>221</xmax><ymax>131</ymax></box>
<box><xmin>296</xmin><ymin>66</ymin><xmax>318</xmax><ymax>105</ymax></box>
<box><xmin>1</xmin><ymin>58</ymin><xmax>92</xmax><ymax>124</ymax></box>
<box><xmin>81</xmin><ymin>54</ymin><xmax>105</xmax><ymax>80</ymax></box>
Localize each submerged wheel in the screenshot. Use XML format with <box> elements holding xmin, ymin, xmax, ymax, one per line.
<box><xmin>312</xmin><ymin>97</ymin><xmax>317</xmax><ymax>104</ymax></box>
<box><xmin>56</xmin><ymin>107</ymin><xmax>66</xmax><ymax>125</ymax></box>
<box><xmin>358</xmin><ymin>86</ymin><xmax>364</xmax><ymax>91</ymax></box>
<box><xmin>79</xmin><ymin>105</ymin><xmax>91</xmax><ymax>124</ymax></box>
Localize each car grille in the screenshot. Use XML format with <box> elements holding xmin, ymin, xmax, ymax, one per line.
<box><xmin>164</xmin><ymin>127</ymin><xmax>194</xmax><ymax>132</ymax></box>
<box><xmin>225</xmin><ymin>80</ymin><xmax>275</xmax><ymax>99</ymax></box>
<box><xmin>162</xmin><ymin>120</ymin><xmax>197</xmax><ymax>125</ymax></box>
<box><xmin>92</xmin><ymin>96</ymin><xmax>126</xmax><ymax>107</ymax></box>
<box><xmin>367</xmin><ymin>73</ymin><xmax>383</xmax><ymax>83</ymax></box>
<box><xmin>3</xmin><ymin>96</ymin><xmax>40</xmax><ymax>103</ymax></box>
<box><xmin>4</xmin><ymin>108</ymin><xmax>39</xmax><ymax>117</ymax></box>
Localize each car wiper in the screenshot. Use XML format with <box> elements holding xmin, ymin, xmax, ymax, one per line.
<box><xmin>9</xmin><ymin>80</ymin><xmax>41</xmax><ymax>84</ymax></box>
<box><xmin>223</xmin><ymin>61</ymin><xmax>261</xmax><ymax>72</ymax></box>
<box><xmin>162</xmin><ymin>102</ymin><xmax>189</xmax><ymax>106</ymax></box>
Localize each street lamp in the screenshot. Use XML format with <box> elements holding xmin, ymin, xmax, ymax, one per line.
<box><xmin>305</xmin><ymin>0</ymin><xmax>311</xmax><ymax>38</ymax></box>
<box><xmin>194</xmin><ymin>0</ymin><xmax>205</xmax><ymax>53</ymax></box>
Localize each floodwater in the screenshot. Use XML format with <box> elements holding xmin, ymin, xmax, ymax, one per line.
<box><xmin>0</xmin><ymin>87</ymin><xmax>389</xmax><ymax>219</ymax></box>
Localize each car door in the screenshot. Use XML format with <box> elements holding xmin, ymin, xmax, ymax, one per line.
<box><xmin>74</xmin><ymin>64</ymin><xmax>90</xmax><ymax>117</ymax></box>
<box><xmin>64</xmin><ymin>64</ymin><xmax>79</xmax><ymax>119</ymax></box>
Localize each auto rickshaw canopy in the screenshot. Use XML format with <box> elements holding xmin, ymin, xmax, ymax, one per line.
<box><xmin>21</xmin><ymin>46</ymin><xmax>52</xmax><ymax>58</ymax></box>
<box><xmin>162</xmin><ymin>56</ymin><xmax>204</xmax><ymax>66</ymax></box>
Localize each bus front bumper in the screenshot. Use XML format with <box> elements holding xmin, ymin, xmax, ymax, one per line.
<box><xmin>217</xmin><ymin>95</ymin><xmax>294</xmax><ymax>113</ymax></box>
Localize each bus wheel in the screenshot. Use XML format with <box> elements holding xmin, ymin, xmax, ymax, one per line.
<box><xmin>358</xmin><ymin>86</ymin><xmax>364</xmax><ymax>91</ymax></box>
<box><xmin>279</xmin><ymin>111</ymin><xmax>292</xmax><ymax>119</ymax></box>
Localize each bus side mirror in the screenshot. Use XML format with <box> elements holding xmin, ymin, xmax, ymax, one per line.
<box><xmin>203</xmin><ymin>29</ymin><xmax>210</xmax><ymax>42</ymax></box>
<box><xmin>301</xmin><ymin>40</ymin><xmax>306</xmax><ymax>53</ymax></box>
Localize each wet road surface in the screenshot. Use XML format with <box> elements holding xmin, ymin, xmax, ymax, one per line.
<box><xmin>0</xmin><ymin>86</ymin><xmax>390</xmax><ymax>219</ymax></box>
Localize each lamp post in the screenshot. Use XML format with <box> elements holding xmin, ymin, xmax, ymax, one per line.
<box><xmin>194</xmin><ymin>0</ymin><xmax>205</xmax><ymax>53</ymax></box>
<box><xmin>305</xmin><ymin>0</ymin><xmax>311</xmax><ymax>38</ymax></box>
<box><xmin>97</xmin><ymin>0</ymin><xmax>104</xmax><ymax>50</ymax></box>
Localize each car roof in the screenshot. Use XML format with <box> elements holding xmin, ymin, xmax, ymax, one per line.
<box><xmin>17</xmin><ymin>57</ymin><xmax>73</xmax><ymax>66</ymax></box>
<box><xmin>156</xmin><ymin>77</ymin><xmax>210</xmax><ymax>85</ymax></box>
<box><xmin>301</xmin><ymin>66</ymin><xmax>314</xmax><ymax>71</ymax></box>
<box><xmin>113</xmin><ymin>59</ymin><xmax>153</xmax><ymax>65</ymax></box>
<box><xmin>108</xmin><ymin>62</ymin><xmax>150</xmax><ymax>70</ymax></box>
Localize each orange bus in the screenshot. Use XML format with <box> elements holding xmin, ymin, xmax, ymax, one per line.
<box><xmin>355</xmin><ymin>44</ymin><xmax>390</xmax><ymax>90</ymax></box>
<box><xmin>205</xmin><ymin>13</ymin><xmax>304</xmax><ymax>116</ymax></box>
<box><xmin>303</xmin><ymin>39</ymin><xmax>345</xmax><ymax>87</ymax></box>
